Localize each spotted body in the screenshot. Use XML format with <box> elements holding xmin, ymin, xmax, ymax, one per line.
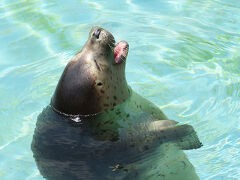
<box><xmin>31</xmin><ymin>27</ymin><xmax>202</xmax><ymax>180</ymax></box>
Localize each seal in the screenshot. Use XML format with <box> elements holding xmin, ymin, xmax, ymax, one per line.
<box><xmin>31</xmin><ymin>26</ymin><xmax>202</xmax><ymax>180</ymax></box>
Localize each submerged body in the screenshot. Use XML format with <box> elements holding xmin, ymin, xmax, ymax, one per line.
<box><xmin>31</xmin><ymin>27</ymin><xmax>202</xmax><ymax>180</ymax></box>
<box><xmin>32</xmin><ymin>90</ymin><xmax>201</xmax><ymax>180</ymax></box>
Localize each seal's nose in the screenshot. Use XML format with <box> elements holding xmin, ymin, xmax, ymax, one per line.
<box><xmin>93</xmin><ymin>29</ymin><xmax>101</xmax><ymax>39</ymax></box>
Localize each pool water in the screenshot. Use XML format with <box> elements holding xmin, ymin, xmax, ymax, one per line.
<box><xmin>0</xmin><ymin>0</ymin><xmax>239</xmax><ymax>179</ymax></box>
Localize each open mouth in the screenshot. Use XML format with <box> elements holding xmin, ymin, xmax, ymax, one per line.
<box><xmin>114</xmin><ymin>40</ymin><xmax>129</xmax><ymax>64</ymax></box>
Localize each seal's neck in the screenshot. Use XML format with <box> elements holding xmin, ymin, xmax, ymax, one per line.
<box><xmin>92</xmin><ymin>57</ymin><xmax>130</xmax><ymax>111</ymax></box>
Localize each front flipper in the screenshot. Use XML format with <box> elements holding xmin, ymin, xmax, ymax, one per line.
<box><xmin>113</xmin><ymin>119</ymin><xmax>202</xmax><ymax>179</ymax></box>
<box><xmin>148</xmin><ymin>120</ymin><xmax>203</xmax><ymax>150</ymax></box>
<box><xmin>118</xmin><ymin>119</ymin><xmax>202</xmax><ymax>154</ymax></box>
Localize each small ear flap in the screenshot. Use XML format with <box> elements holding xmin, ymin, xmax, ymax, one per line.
<box><xmin>148</xmin><ymin>120</ymin><xmax>203</xmax><ymax>150</ymax></box>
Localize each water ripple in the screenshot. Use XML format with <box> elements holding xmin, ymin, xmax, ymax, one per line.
<box><xmin>0</xmin><ymin>0</ymin><xmax>240</xmax><ymax>179</ymax></box>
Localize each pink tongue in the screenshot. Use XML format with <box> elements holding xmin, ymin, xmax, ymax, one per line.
<box><xmin>114</xmin><ymin>41</ymin><xmax>129</xmax><ymax>64</ymax></box>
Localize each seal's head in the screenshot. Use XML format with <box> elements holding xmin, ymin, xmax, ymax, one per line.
<box><xmin>51</xmin><ymin>26</ymin><xmax>130</xmax><ymax>115</ymax></box>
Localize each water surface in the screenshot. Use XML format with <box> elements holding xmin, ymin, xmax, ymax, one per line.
<box><xmin>0</xmin><ymin>0</ymin><xmax>240</xmax><ymax>179</ymax></box>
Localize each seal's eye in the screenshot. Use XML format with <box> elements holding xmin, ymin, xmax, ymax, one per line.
<box><xmin>93</xmin><ymin>29</ymin><xmax>101</xmax><ymax>39</ymax></box>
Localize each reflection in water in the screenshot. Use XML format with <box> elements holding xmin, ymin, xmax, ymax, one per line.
<box><xmin>32</xmin><ymin>91</ymin><xmax>202</xmax><ymax>180</ymax></box>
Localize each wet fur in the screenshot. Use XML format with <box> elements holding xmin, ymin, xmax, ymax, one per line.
<box><xmin>32</xmin><ymin>27</ymin><xmax>202</xmax><ymax>180</ymax></box>
<box><xmin>51</xmin><ymin>27</ymin><xmax>129</xmax><ymax>115</ymax></box>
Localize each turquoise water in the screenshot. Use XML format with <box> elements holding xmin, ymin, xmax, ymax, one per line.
<box><xmin>0</xmin><ymin>0</ymin><xmax>239</xmax><ymax>179</ymax></box>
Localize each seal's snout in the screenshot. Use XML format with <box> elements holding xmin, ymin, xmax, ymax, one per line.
<box><xmin>90</xmin><ymin>26</ymin><xmax>115</xmax><ymax>47</ymax></box>
<box><xmin>93</xmin><ymin>28</ymin><xmax>101</xmax><ymax>39</ymax></box>
<box><xmin>89</xmin><ymin>26</ymin><xmax>129</xmax><ymax>64</ymax></box>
